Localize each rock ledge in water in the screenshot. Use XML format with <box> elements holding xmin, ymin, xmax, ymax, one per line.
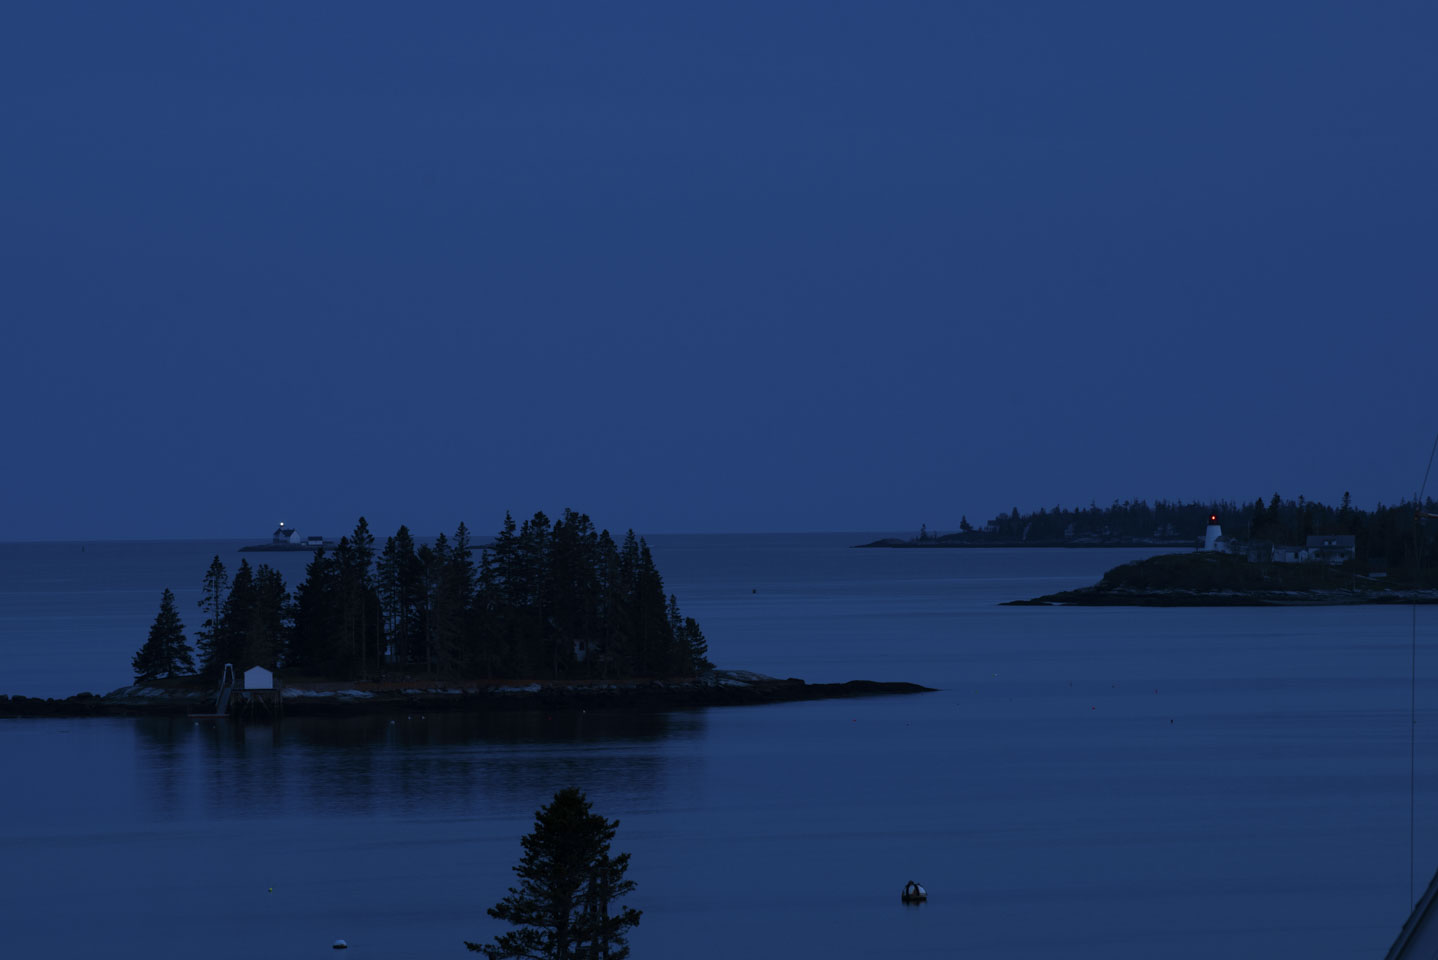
<box><xmin>0</xmin><ymin>670</ymin><xmax>935</xmax><ymax>718</ymax></box>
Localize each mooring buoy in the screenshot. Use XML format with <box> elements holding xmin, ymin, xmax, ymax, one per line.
<box><xmin>901</xmin><ymin>880</ymin><xmax>928</xmax><ymax>903</ymax></box>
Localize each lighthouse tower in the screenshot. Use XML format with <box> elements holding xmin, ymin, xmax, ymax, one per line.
<box><xmin>1203</xmin><ymin>514</ymin><xmax>1223</xmax><ymax>551</ymax></box>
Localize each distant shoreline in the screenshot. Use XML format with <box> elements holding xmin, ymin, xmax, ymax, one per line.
<box><xmin>237</xmin><ymin>543</ymin><xmax>335</xmax><ymax>552</ymax></box>
<box><xmin>0</xmin><ymin>670</ymin><xmax>935</xmax><ymax>719</ymax></box>
<box><xmin>855</xmin><ymin>538</ymin><xmax>1194</xmax><ymax>549</ymax></box>
<box><xmin>1004</xmin><ymin>551</ymin><xmax>1438</xmax><ymax>606</ymax></box>
<box><xmin>1005</xmin><ymin>590</ymin><xmax>1438</xmax><ymax>607</ymax></box>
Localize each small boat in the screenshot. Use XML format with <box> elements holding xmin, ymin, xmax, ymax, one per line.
<box><xmin>901</xmin><ymin>880</ymin><xmax>927</xmax><ymax>903</ymax></box>
<box><xmin>332</xmin><ymin>940</ymin><xmax>348</xmax><ymax>950</ymax></box>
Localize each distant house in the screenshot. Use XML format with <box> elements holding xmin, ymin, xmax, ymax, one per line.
<box><xmin>1306</xmin><ymin>534</ymin><xmax>1356</xmax><ymax>565</ymax></box>
<box><xmin>272</xmin><ymin>524</ymin><xmax>296</xmax><ymax>546</ymax></box>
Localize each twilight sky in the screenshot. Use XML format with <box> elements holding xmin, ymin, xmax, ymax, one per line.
<box><xmin>3</xmin><ymin>1</ymin><xmax>1435</xmax><ymax>541</ymax></box>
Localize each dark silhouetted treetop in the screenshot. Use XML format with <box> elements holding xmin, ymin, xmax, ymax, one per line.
<box><xmin>199</xmin><ymin>559</ymin><xmax>289</xmax><ymax>676</ymax></box>
<box><xmin>194</xmin><ymin>555</ymin><xmax>228</xmax><ymax>672</ymax></box>
<box><xmin>466</xmin><ymin>787</ymin><xmax>641</xmax><ymax>960</ymax></box>
<box><xmin>219</xmin><ymin>509</ymin><xmax>709</xmax><ymax>681</ymax></box>
<box><xmin>132</xmin><ymin>588</ymin><xmax>196</xmax><ymax>681</ymax></box>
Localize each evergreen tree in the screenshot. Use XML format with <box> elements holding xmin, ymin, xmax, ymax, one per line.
<box><xmin>194</xmin><ymin>556</ymin><xmax>228</xmax><ymax>673</ymax></box>
<box><xmin>241</xmin><ymin>564</ymin><xmax>288</xmax><ymax>669</ymax></box>
<box><xmin>466</xmin><ymin>788</ymin><xmax>641</xmax><ymax>960</ymax></box>
<box><xmin>377</xmin><ymin>526</ymin><xmax>422</xmax><ymax>668</ymax></box>
<box><xmin>132</xmin><ymin>588</ymin><xmax>196</xmax><ymax>681</ymax></box>
<box><xmin>594</xmin><ymin>529</ymin><xmax>625</xmax><ymax>681</ymax></box>
<box><xmin>416</xmin><ymin>541</ymin><xmax>439</xmax><ymax>673</ymax></box>
<box><xmin>681</xmin><ymin>616</ymin><xmax>711</xmax><ymax>674</ymax></box>
<box><xmin>433</xmin><ymin>524</ymin><xmax>477</xmax><ymax>674</ymax></box>
<box><xmin>347</xmin><ymin>517</ymin><xmax>378</xmax><ymax>673</ymax></box>
<box><xmin>287</xmin><ymin>547</ymin><xmax>341</xmax><ymax>673</ymax></box>
<box><xmin>425</xmin><ymin>532</ymin><xmax>454</xmax><ymax>673</ymax></box>
<box><xmin>632</xmin><ymin>540</ymin><xmax>673</xmax><ymax>676</ymax></box>
<box><xmin>204</xmin><ymin>559</ymin><xmax>257</xmax><ymax>675</ymax></box>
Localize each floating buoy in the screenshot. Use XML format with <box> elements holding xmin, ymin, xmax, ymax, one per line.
<box><xmin>901</xmin><ymin>880</ymin><xmax>927</xmax><ymax>903</ymax></box>
<box><xmin>333</xmin><ymin>939</ymin><xmax>348</xmax><ymax>950</ymax></box>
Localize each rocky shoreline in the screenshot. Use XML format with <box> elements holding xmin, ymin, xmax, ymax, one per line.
<box><xmin>0</xmin><ymin>670</ymin><xmax>935</xmax><ymax>719</ymax></box>
<box><xmin>856</xmin><ymin>537</ymin><xmax>1193</xmax><ymax>549</ymax></box>
<box><xmin>1004</xmin><ymin>588</ymin><xmax>1438</xmax><ymax>606</ymax></box>
<box><xmin>1004</xmin><ymin>550</ymin><xmax>1438</xmax><ymax>606</ymax></box>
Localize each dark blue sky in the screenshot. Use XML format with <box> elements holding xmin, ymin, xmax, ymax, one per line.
<box><xmin>3</xmin><ymin>1</ymin><xmax>1435</xmax><ymax>540</ymax></box>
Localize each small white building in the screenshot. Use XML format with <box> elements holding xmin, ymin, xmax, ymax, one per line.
<box><xmin>244</xmin><ymin>665</ymin><xmax>274</xmax><ymax>690</ymax></box>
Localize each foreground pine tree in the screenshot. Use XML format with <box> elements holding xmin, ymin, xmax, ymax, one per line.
<box><xmin>467</xmin><ymin>788</ymin><xmax>641</xmax><ymax>960</ymax></box>
<box><xmin>132</xmin><ymin>588</ymin><xmax>197</xmax><ymax>681</ymax></box>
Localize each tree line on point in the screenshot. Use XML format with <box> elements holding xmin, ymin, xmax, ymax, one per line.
<box><xmin>929</xmin><ymin>493</ymin><xmax>1438</xmax><ymax>573</ymax></box>
<box><xmin>131</xmin><ymin>509</ymin><xmax>712</xmax><ymax>683</ymax></box>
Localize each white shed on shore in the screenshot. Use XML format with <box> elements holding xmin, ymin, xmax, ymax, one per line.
<box><xmin>244</xmin><ymin>666</ymin><xmax>273</xmax><ymax>690</ymax></box>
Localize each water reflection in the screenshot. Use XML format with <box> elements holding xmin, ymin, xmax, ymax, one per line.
<box><xmin>133</xmin><ymin>709</ymin><xmax>705</xmax><ymax>820</ymax></box>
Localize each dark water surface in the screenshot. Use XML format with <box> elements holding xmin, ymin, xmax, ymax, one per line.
<box><xmin>1</xmin><ymin>535</ymin><xmax>1434</xmax><ymax>957</ymax></box>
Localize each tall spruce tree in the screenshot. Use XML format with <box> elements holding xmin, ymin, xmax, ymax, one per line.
<box><xmin>287</xmin><ymin>547</ymin><xmax>341</xmax><ymax>673</ymax></box>
<box><xmin>466</xmin><ymin>788</ymin><xmax>641</xmax><ymax>960</ymax></box>
<box><xmin>432</xmin><ymin>525</ymin><xmax>477</xmax><ymax>675</ymax></box>
<box><xmin>132</xmin><ymin>588</ymin><xmax>196</xmax><ymax>681</ymax></box>
<box><xmin>194</xmin><ymin>556</ymin><xmax>228</xmax><ymax>673</ymax></box>
<box><xmin>682</xmin><ymin>616</ymin><xmax>711</xmax><ymax>674</ymax></box>
<box><xmin>377</xmin><ymin>527</ymin><xmax>421</xmax><ymax>668</ymax></box>
<box><xmin>347</xmin><ymin>517</ymin><xmax>378</xmax><ymax>674</ymax></box>
<box><xmin>594</xmin><ymin>529</ymin><xmax>625</xmax><ymax>680</ymax></box>
<box><xmin>241</xmin><ymin>564</ymin><xmax>288</xmax><ymax>669</ymax></box>
<box><xmin>204</xmin><ymin>559</ymin><xmax>257</xmax><ymax>675</ymax></box>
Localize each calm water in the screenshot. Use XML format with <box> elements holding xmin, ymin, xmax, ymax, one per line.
<box><xmin>1</xmin><ymin>534</ymin><xmax>1434</xmax><ymax>958</ymax></box>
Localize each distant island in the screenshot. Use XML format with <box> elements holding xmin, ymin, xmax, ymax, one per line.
<box><xmin>4</xmin><ymin>509</ymin><xmax>932</xmax><ymax>718</ymax></box>
<box><xmin>858</xmin><ymin>493</ymin><xmax>1434</xmax><ymax>560</ymax></box>
<box><xmin>1006</xmin><ymin>551</ymin><xmax>1438</xmax><ymax>607</ymax></box>
<box><xmin>857</xmin><ymin>492</ymin><xmax>1438</xmax><ymax>606</ymax></box>
<box><xmin>239</xmin><ymin>522</ymin><xmax>336</xmax><ymax>552</ymax></box>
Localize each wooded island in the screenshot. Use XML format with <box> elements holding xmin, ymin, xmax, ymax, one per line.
<box><xmin>144</xmin><ymin>510</ymin><xmax>711</xmax><ymax>684</ymax></box>
<box><xmin>0</xmin><ymin>511</ymin><xmax>932</xmax><ymax>718</ymax></box>
<box><xmin>863</xmin><ymin>492</ymin><xmax>1438</xmax><ymax>570</ymax></box>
